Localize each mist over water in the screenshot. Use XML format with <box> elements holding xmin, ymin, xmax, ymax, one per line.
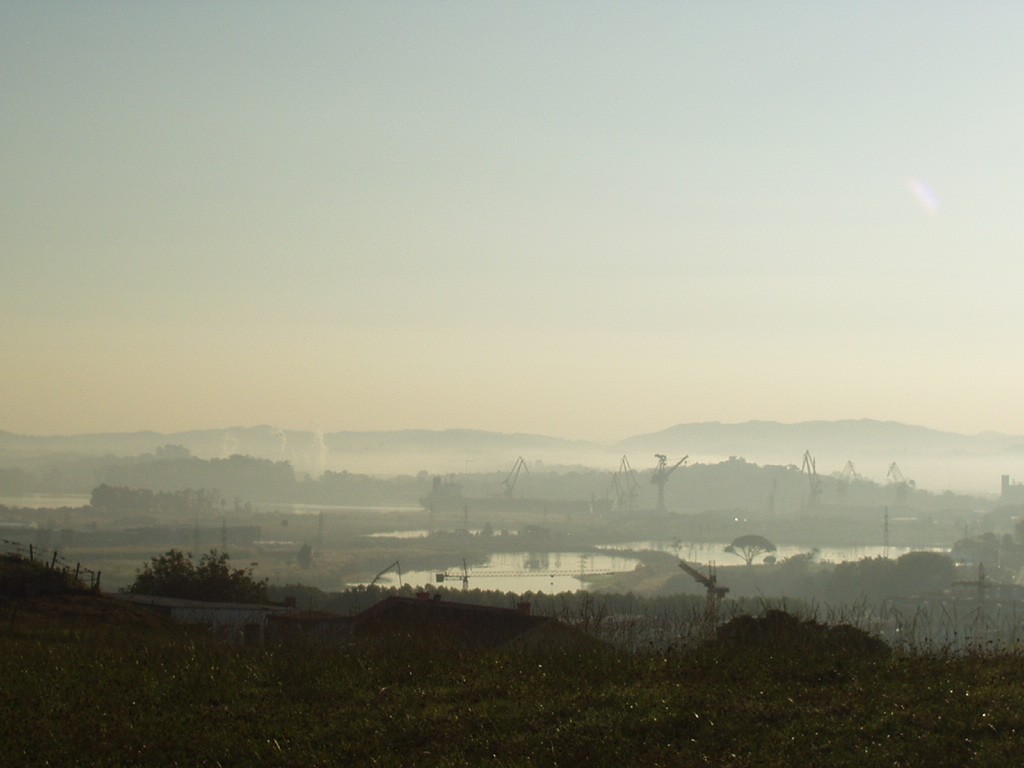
<box><xmin>313</xmin><ymin>448</ymin><xmax>1008</xmax><ymax>498</ymax></box>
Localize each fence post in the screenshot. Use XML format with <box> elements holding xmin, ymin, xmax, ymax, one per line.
<box><xmin>29</xmin><ymin>544</ymin><xmax>33</xmax><ymax>561</ymax></box>
<box><xmin>75</xmin><ymin>563</ymin><xmax>81</xmax><ymax>581</ymax></box>
<box><xmin>94</xmin><ymin>571</ymin><xmax>101</xmax><ymax>593</ymax></box>
<box><xmin>51</xmin><ymin>551</ymin><xmax>58</xmax><ymax>569</ymax></box>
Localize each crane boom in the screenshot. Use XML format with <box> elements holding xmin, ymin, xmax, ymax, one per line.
<box><xmin>678</xmin><ymin>560</ymin><xmax>729</xmax><ymax>626</ymax></box>
<box><xmin>370</xmin><ymin>560</ymin><xmax>402</xmax><ymax>587</ymax></box>
<box><xmin>678</xmin><ymin>559</ymin><xmax>716</xmax><ymax>589</ymax></box>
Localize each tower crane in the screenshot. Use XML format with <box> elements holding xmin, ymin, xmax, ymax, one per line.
<box><xmin>435</xmin><ymin>559</ymin><xmax>470</xmax><ymax>590</ymax></box>
<box><xmin>678</xmin><ymin>560</ymin><xmax>729</xmax><ymax>625</ymax></box>
<box><xmin>502</xmin><ymin>456</ymin><xmax>529</xmax><ymax>498</ymax></box>
<box><xmin>651</xmin><ymin>454</ymin><xmax>687</xmax><ymax>513</ymax></box>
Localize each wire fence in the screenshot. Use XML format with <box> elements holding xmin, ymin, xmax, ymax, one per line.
<box><xmin>0</xmin><ymin>538</ymin><xmax>101</xmax><ymax>593</ymax></box>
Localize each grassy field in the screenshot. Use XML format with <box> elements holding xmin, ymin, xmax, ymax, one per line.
<box><xmin>2</xmin><ymin>593</ymin><xmax>1024</xmax><ymax>767</ymax></box>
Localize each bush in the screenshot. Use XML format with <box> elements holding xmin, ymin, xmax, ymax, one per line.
<box><xmin>125</xmin><ymin>549</ymin><xmax>268</xmax><ymax>603</ymax></box>
<box><xmin>712</xmin><ymin>609</ymin><xmax>891</xmax><ymax>661</ymax></box>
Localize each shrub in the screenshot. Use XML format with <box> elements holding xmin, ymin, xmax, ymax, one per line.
<box><xmin>125</xmin><ymin>549</ymin><xmax>269</xmax><ymax>603</ymax></box>
<box><xmin>712</xmin><ymin>609</ymin><xmax>891</xmax><ymax>661</ymax></box>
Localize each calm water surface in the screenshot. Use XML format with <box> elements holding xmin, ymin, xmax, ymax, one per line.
<box><xmin>364</xmin><ymin>550</ymin><xmax>641</xmax><ymax>593</ymax></box>
<box><xmin>603</xmin><ymin>540</ymin><xmax>949</xmax><ymax>564</ymax></box>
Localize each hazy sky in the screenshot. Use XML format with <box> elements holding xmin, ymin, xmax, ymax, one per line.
<box><xmin>4</xmin><ymin>3</ymin><xmax>1024</xmax><ymax>441</ymax></box>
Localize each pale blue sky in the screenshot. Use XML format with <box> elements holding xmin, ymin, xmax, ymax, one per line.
<box><xmin>4</xmin><ymin>2</ymin><xmax>1024</xmax><ymax>440</ymax></box>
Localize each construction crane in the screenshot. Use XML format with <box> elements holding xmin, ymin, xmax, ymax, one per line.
<box><xmin>651</xmin><ymin>454</ymin><xmax>687</xmax><ymax>513</ymax></box>
<box><xmin>434</xmin><ymin>559</ymin><xmax>470</xmax><ymax>590</ymax></box>
<box><xmin>678</xmin><ymin>560</ymin><xmax>729</xmax><ymax>625</ymax></box>
<box><xmin>610</xmin><ymin>455</ymin><xmax>641</xmax><ymax>512</ymax></box>
<box><xmin>801</xmin><ymin>450</ymin><xmax>821</xmax><ymax>511</ymax></box>
<box><xmin>370</xmin><ymin>560</ymin><xmax>402</xmax><ymax>587</ymax></box>
<box><xmin>502</xmin><ymin>456</ymin><xmax>529</xmax><ymax>498</ymax></box>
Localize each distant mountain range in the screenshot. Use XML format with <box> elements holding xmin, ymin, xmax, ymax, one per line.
<box><xmin>2</xmin><ymin>420</ymin><xmax>1022</xmax><ymax>493</ymax></box>
<box><xmin>2</xmin><ymin>419</ymin><xmax>1022</xmax><ymax>460</ymax></box>
<box><xmin>619</xmin><ymin>420</ymin><xmax>1024</xmax><ymax>459</ymax></box>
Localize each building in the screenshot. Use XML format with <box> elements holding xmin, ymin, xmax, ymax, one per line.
<box><xmin>114</xmin><ymin>593</ymin><xmax>296</xmax><ymax>646</ymax></box>
<box><xmin>116</xmin><ymin>591</ymin><xmax>599</xmax><ymax>651</ymax></box>
<box><xmin>353</xmin><ymin>593</ymin><xmax>598</xmax><ymax>650</ymax></box>
<box><xmin>1001</xmin><ymin>475</ymin><xmax>1024</xmax><ymax>503</ymax></box>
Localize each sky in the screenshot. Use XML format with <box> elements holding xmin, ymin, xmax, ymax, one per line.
<box><xmin>4</xmin><ymin>2</ymin><xmax>1024</xmax><ymax>442</ymax></box>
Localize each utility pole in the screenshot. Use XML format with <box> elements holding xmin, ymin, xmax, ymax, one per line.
<box><xmin>883</xmin><ymin>506</ymin><xmax>890</xmax><ymax>559</ymax></box>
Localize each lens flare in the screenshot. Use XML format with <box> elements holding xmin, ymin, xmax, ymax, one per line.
<box><xmin>907</xmin><ymin>178</ymin><xmax>940</xmax><ymax>216</ymax></box>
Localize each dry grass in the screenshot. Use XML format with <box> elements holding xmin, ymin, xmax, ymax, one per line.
<box><xmin>5</xmin><ymin>593</ymin><xmax>1024</xmax><ymax>766</ymax></box>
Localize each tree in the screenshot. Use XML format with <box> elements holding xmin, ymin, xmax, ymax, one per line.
<box><xmin>827</xmin><ymin>552</ymin><xmax>955</xmax><ymax>603</ymax></box>
<box><xmin>125</xmin><ymin>549</ymin><xmax>268</xmax><ymax>603</ymax></box>
<box><xmin>828</xmin><ymin>557</ymin><xmax>896</xmax><ymax>604</ymax></box>
<box><xmin>892</xmin><ymin>551</ymin><xmax>955</xmax><ymax>596</ymax></box>
<box><xmin>725</xmin><ymin>535</ymin><xmax>777</xmax><ymax>566</ymax></box>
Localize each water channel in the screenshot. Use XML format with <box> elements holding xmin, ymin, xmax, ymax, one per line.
<box><xmin>358</xmin><ymin>531</ymin><xmax>950</xmax><ymax>594</ymax></box>
<box><xmin>365</xmin><ymin>550</ymin><xmax>643</xmax><ymax>594</ymax></box>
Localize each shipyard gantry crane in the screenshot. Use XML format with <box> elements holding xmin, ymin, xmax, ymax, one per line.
<box><xmin>651</xmin><ymin>454</ymin><xmax>687</xmax><ymax>513</ymax></box>
<box><xmin>502</xmin><ymin>456</ymin><xmax>529</xmax><ymax>498</ymax></box>
<box><xmin>801</xmin><ymin>450</ymin><xmax>821</xmax><ymax>511</ymax></box>
<box><xmin>837</xmin><ymin>460</ymin><xmax>858</xmax><ymax>501</ymax></box>
<box><xmin>887</xmin><ymin>462</ymin><xmax>914</xmax><ymax>504</ymax></box>
<box><xmin>611</xmin><ymin>455</ymin><xmax>641</xmax><ymax>512</ymax></box>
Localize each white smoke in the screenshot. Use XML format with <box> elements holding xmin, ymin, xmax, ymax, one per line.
<box><xmin>220</xmin><ymin>432</ymin><xmax>241</xmax><ymax>458</ymax></box>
